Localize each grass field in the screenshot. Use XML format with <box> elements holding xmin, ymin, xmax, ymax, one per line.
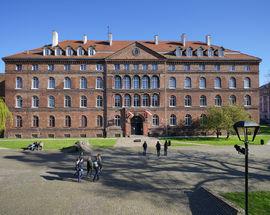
<box><xmin>222</xmin><ymin>191</ymin><xmax>270</xmax><ymax>215</ymax></box>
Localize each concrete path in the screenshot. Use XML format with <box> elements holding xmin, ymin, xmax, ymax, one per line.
<box><xmin>115</xmin><ymin>135</ymin><xmax>160</xmax><ymax>147</ymax></box>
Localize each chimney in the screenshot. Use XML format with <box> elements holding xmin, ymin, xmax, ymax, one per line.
<box><xmin>52</xmin><ymin>31</ymin><xmax>58</xmax><ymax>47</ymax></box>
<box><xmin>154</xmin><ymin>35</ymin><xmax>159</xmax><ymax>45</ymax></box>
<box><xmin>206</xmin><ymin>35</ymin><xmax>211</xmax><ymax>46</ymax></box>
<box><xmin>181</xmin><ymin>33</ymin><xmax>187</xmax><ymax>47</ymax></box>
<box><xmin>83</xmin><ymin>34</ymin><xmax>87</xmax><ymax>44</ymax></box>
<box><xmin>108</xmin><ymin>32</ymin><xmax>113</xmax><ymax>46</ymax></box>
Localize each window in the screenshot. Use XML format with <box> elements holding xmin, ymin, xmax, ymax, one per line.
<box><xmin>66</xmin><ymin>47</ymin><xmax>73</xmax><ymax>56</ymax></box>
<box><xmin>55</xmin><ymin>48</ymin><xmax>62</xmax><ymax>56</ymax></box>
<box><xmin>134</xmin><ymin>94</ymin><xmax>140</xmax><ymax>107</ymax></box>
<box><xmin>168</xmin><ymin>64</ymin><xmax>176</xmax><ymax>71</ymax></box>
<box><xmin>152</xmin><ymin>63</ymin><xmax>158</xmax><ymax>71</ymax></box>
<box><xmin>133</xmin><ymin>76</ymin><xmax>140</xmax><ymax>89</ymax></box>
<box><xmin>114</xmin><ymin>115</ymin><xmax>121</xmax><ymax>126</ymax></box>
<box><xmin>43</xmin><ymin>48</ymin><xmax>51</xmax><ymax>56</ymax></box>
<box><xmin>96</xmin><ymin>77</ymin><xmax>103</xmax><ymax>89</ymax></box>
<box><xmin>96</xmin><ymin>64</ymin><xmax>103</xmax><ymax>71</ymax></box>
<box><xmin>214</xmin><ymin>77</ymin><xmax>221</xmax><ymax>89</ymax></box>
<box><xmin>88</xmin><ymin>47</ymin><xmax>96</xmax><ymax>56</ymax></box>
<box><xmin>16</xmin><ymin>77</ymin><xmax>23</xmax><ymax>89</ymax></box>
<box><xmin>200</xmin><ymin>95</ymin><xmax>207</xmax><ymax>107</ymax></box>
<box><xmin>244</xmin><ymin>77</ymin><xmax>251</xmax><ymax>89</ymax></box>
<box><xmin>142</xmin><ymin>76</ymin><xmax>150</xmax><ymax>89</ymax></box>
<box><xmin>81</xmin><ymin>115</ymin><xmax>87</xmax><ymax>127</ymax></box>
<box><xmin>184</xmin><ymin>77</ymin><xmax>192</xmax><ymax>89</ymax></box>
<box><xmin>186</xmin><ymin>48</ymin><xmax>193</xmax><ymax>56</ymax></box>
<box><xmin>152</xmin><ymin>115</ymin><xmax>159</xmax><ymax>126</ymax></box>
<box><xmin>48</xmin><ymin>77</ymin><xmax>55</xmax><ymax>89</ymax></box>
<box><xmin>185</xmin><ymin>114</ymin><xmax>192</xmax><ymax>126</ymax></box>
<box><xmin>64</xmin><ymin>95</ymin><xmax>71</xmax><ymax>107</ymax></box>
<box><xmin>169</xmin><ymin>95</ymin><xmax>176</xmax><ymax>107</ymax></box>
<box><xmin>214</xmin><ymin>64</ymin><xmax>220</xmax><ymax>71</ymax></box>
<box><xmin>124</xmin><ymin>64</ymin><xmax>130</xmax><ymax>71</ymax></box>
<box><xmin>65</xmin><ymin>116</ymin><xmax>71</xmax><ymax>127</ymax></box>
<box><xmin>32</xmin><ymin>116</ymin><xmax>39</xmax><ymax>127</ymax></box>
<box><xmin>77</xmin><ymin>47</ymin><xmax>85</xmax><ymax>56</ymax></box>
<box><xmin>197</xmin><ymin>48</ymin><xmax>203</xmax><ymax>57</ymax></box>
<box><xmin>64</xmin><ymin>77</ymin><xmax>71</xmax><ymax>89</ymax></box>
<box><xmin>80</xmin><ymin>64</ymin><xmax>87</xmax><ymax>71</ymax></box>
<box><xmin>49</xmin><ymin>116</ymin><xmax>55</xmax><ymax>127</ymax></box>
<box><xmin>114</xmin><ymin>94</ymin><xmax>122</xmax><ymax>107</ymax></box>
<box><xmin>218</xmin><ymin>48</ymin><xmax>224</xmax><ymax>57</ymax></box>
<box><xmin>48</xmin><ymin>64</ymin><xmax>54</xmax><ymax>71</ymax></box>
<box><xmin>64</xmin><ymin>64</ymin><xmax>71</xmax><ymax>71</ymax></box>
<box><xmin>16</xmin><ymin>96</ymin><xmax>23</xmax><ymax>108</ymax></box>
<box><xmin>48</xmin><ymin>95</ymin><xmax>55</xmax><ymax>108</ymax></box>
<box><xmin>142</xmin><ymin>64</ymin><xmax>148</xmax><ymax>71</ymax></box>
<box><xmin>123</xmin><ymin>76</ymin><xmax>131</xmax><ymax>89</ymax></box>
<box><xmin>16</xmin><ymin>64</ymin><xmax>22</xmax><ymax>71</ymax></box>
<box><xmin>124</xmin><ymin>94</ymin><xmax>131</xmax><ymax>107</ymax></box>
<box><xmin>114</xmin><ymin>64</ymin><xmax>120</xmax><ymax>71</ymax></box>
<box><xmin>96</xmin><ymin>96</ymin><xmax>103</xmax><ymax>107</ymax></box>
<box><xmin>151</xmin><ymin>94</ymin><xmax>159</xmax><ymax>107</ymax></box>
<box><xmin>229</xmin><ymin>77</ymin><xmax>236</xmax><ymax>89</ymax></box>
<box><xmin>114</xmin><ymin>76</ymin><xmax>122</xmax><ymax>89</ymax></box>
<box><xmin>229</xmin><ymin>95</ymin><xmax>236</xmax><ymax>105</ymax></box>
<box><xmin>229</xmin><ymin>65</ymin><xmax>235</xmax><ymax>71</ymax></box>
<box><xmin>32</xmin><ymin>64</ymin><xmax>39</xmax><ymax>71</ymax></box>
<box><xmin>80</xmin><ymin>95</ymin><xmax>87</xmax><ymax>108</ymax></box>
<box><xmin>208</xmin><ymin>48</ymin><xmax>214</xmax><ymax>57</ymax></box>
<box><xmin>200</xmin><ymin>114</ymin><xmax>207</xmax><ymax>126</ymax></box>
<box><xmin>215</xmin><ymin>95</ymin><xmax>222</xmax><ymax>106</ymax></box>
<box><xmin>169</xmin><ymin>77</ymin><xmax>176</xmax><ymax>89</ymax></box>
<box><xmin>133</xmin><ymin>64</ymin><xmax>139</xmax><ymax>71</ymax></box>
<box><xmin>184</xmin><ymin>95</ymin><xmax>192</xmax><ymax>107</ymax></box>
<box><xmin>97</xmin><ymin>115</ymin><xmax>103</xmax><ymax>127</ymax></box>
<box><xmin>32</xmin><ymin>77</ymin><xmax>39</xmax><ymax>89</ymax></box>
<box><xmin>15</xmin><ymin>116</ymin><xmax>22</xmax><ymax>128</ymax></box>
<box><xmin>170</xmin><ymin>114</ymin><xmax>176</xmax><ymax>126</ymax></box>
<box><xmin>32</xmin><ymin>96</ymin><xmax>39</xmax><ymax>108</ymax></box>
<box><xmin>184</xmin><ymin>64</ymin><xmax>190</xmax><ymax>71</ymax></box>
<box><xmin>244</xmin><ymin>65</ymin><xmax>250</xmax><ymax>71</ymax></box>
<box><xmin>199</xmin><ymin>77</ymin><xmax>206</xmax><ymax>89</ymax></box>
<box><xmin>142</xmin><ymin>94</ymin><xmax>150</xmax><ymax>107</ymax></box>
<box><xmin>244</xmin><ymin>95</ymin><xmax>251</xmax><ymax>106</ymax></box>
<box><xmin>199</xmin><ymin>64</ymin><xmax>205</xmax><ymax>71</ymax></box>
<box><xmin>80</xmin><ymin>77</ymin><xmax>87</xmax><ymax>89</ymax></box>
<box><xmin>151</xmin><ymin>76</ymin><xmax>159</xmax><ymax>89</ymax></box>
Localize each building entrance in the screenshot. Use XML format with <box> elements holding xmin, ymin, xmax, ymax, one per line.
<box><xmin>131</xmin><ymin>116</ymin><xmax>143</xmax><ymax>135</ymax></box>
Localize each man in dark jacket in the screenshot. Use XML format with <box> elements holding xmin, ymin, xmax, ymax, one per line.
<box><xmin>156</xmin><ymin>141</ymin><xmax>161</xmax><ymax>157</ymax></box>
<box><xmin>142</xmin><ymin>141</ymin><xmax>147</xmax><ymax>156</ymax></box>
<box><xmin>164</xmin><ymin>141</ymin><xmax>168</xmax><ymax>156</ymax></box>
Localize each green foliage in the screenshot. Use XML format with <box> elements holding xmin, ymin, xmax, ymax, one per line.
<box><xmin>0</xmin><ymin>97</ymin><xmax>12</xmax><ymax>132</ymax></box>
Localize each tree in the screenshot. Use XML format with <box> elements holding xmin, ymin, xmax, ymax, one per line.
<box><xmin>205</xmin><ymin>107</ymin><xmax>226</xmax><ymax>138</ymax></box>
<box><xmin>0</xmin><ymin>97</ymin><xmax>12</xmax><ymax>135</ymax></box>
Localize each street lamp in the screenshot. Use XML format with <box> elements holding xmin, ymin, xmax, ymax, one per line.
<box><xmin>233</xmin><ymin>121</ymin><xmax>260</xmax><ymax>215</ymax></box>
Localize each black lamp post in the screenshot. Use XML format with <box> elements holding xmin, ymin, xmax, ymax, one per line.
<box><xmin>233</xmin><ymin>121</ymin><xmax>260</xmax><ymax>215</ymax></box>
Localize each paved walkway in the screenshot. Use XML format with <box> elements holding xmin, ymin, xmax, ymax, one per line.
<box><xmin>115</xmin><ymin>135</ymin><xmax>160</xmax><ymax>147</ymax></box>
<box><xmin>0</xmin><ymin>145</ymin><xmax>269</xmax><ymax>215</ymax></box>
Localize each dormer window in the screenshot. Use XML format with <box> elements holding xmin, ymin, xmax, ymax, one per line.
<box><xmin>175</xmin><ymin>46</ymin><xmax>182</xmax><ymax>56</ymax></box>
<box><xmin>88</xmin><ymin>47</ymin><xmax>96</xmax><ymax>56</ymax></box>
<box><xmin>218</xmin><ymin>48</ymin><xmax>224</xmax><ymax>57</ymax></box>
<box><xmin>186</xmin><ymin>48</ymin><xmax>193</xmax><ymax>57</ymax></box>
<box><xmin>208</xmin><ymin>48</ymin><xmax>214</xmax><ymax>57</ymax></box>
<box><xmin>66</xmin><ymin>47</ymin><xmax>73</xmax><ymax>56</ymax></box>
<box><xmin>43</xmin><ymin>48</ymin><xmax>51</xmax><ymax>56</ymax></box>
<box><xmin>196</xmin><ymin>48</ymin><xmax>203</xmax><ymax>57</ymax></box>
<box><xmin>55</xmin><ymin>47</ymin><xmax>62</xmax><ymax>56</ymax></box>
<box><xmin>77</xmin><ymin>47</ymin><xmax>85</xmax><ymax>56</ymax></box>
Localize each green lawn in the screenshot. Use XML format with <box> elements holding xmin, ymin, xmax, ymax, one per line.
<box><xmin>222</xmin><ymin>191</ymin><xmax>270</xmax><ymax>215</ymax></box>
<box><xmin>259</xmin><ymin>124</ymin><xmax>270</xmax><ymax>135</ymax></box>
<box><xmin>0</xmin><ymin>138</ymin><xmax>116</xmax><ymax>150</ymax></box>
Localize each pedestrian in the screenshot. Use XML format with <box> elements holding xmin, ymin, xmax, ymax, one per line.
<box><xmin>156</xmin><ymin>141</ymin><xmax>161</xmax><ymax>157</ymax></box>
<box><xmin>164</xmin><ymin>141</ymin><xmax>168</xmax><ymax>156</ymax></box>
<box><xmin>143</xmin><ymin>141</ymin><xmax>147</xmax><ymax>156</ymax></box>
<box><xmin>96</xmin><ymin>153</ymin><xmax>103</xmax><ymax>171</ymax></box>
<box><xmin>168</xmin><ymin>140</ymin><xmax>171</xmax><ymax>146</ymax></box>
<box><xmin>86</xmin><ymin>156</ymin><xmax>93</xmax><ymax>177</ymax></box>
<box><xmin>92</xmin><ymin>155</ymin><xmax>101</xmax><ymax>182</ymax></box>
<box><xmin>75</xmin><ymin>156</ymin><xmax>84</xmax><ymax>182</ymax></box>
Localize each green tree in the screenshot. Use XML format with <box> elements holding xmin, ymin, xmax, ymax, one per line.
<box><xmin>0</xmin><ymin>97</ymin><xmax>12</xmax><ymax>134</ymax></box>
<box><xmin>205</xmin><ymin>107</ymin><xmax>226</xmax><ymax>138</ymax></box>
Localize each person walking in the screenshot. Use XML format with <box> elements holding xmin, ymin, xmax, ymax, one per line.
<box><xmin>96</xmin><ymin>154</ymin><xmax>103</xmax><ymax>172</ymax></box>
<box><xmin>92</xmin><ymin>155</ymin><xmax>101</xmax><ymax>182</ymax></box>
<box><xmin>156</xmin><ymin>141</ymin><xmax>161</xmax><ymax>157</ymax></box>
<box><xmin>76</xmin><ymin>156</ymin><xmax>84</xmax><ymax>183</ymax></box>
<box><xmin>164</xmin><ymin>141</ymin><xmax>168</xmax><ymax>156</ymax></box>
<box><xmin>143</xmin><ymin>141</ymin><xmax>147</xmax><ymax>156</ymax></box>
<box><xmin>86</xmin><ymin>156</ymin><xmax>93</xmax><ymax>177</ymax></box>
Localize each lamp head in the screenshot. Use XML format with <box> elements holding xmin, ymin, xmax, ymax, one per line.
<box><xmin>233</xmin><ymin>121</ymin><xmax>260</xmax><ymax>142</ymax></box>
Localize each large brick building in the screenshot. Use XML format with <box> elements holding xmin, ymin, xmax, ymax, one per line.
<box><xmin>2</xmin><ymin>32</ymin><xmax>261</xmax><ymax>138</ymax></box>
<box><xmin>259</xmin><ymin>82</ymin><xmax>270</xmax><ymax>123</ymax></box>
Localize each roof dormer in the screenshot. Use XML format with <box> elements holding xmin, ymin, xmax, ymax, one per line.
<box><xmin>217</xmin><ymin>47</ymin><xmax>225</xmax><ymax>57</ymax></box>
<box><xmin>54</xmin><ymin>47</ymin><xmax>63</xmax><ymax>56</ymax></box>
<box><xmin>186</xmin><ymin>47</ymin><xmax>193</xmax><ymax>57</ymax></box>
<box><xmin>66</xmin><ymin>46</ymin><xmax>74</xmax><ymax>56</ymax></box>
<box><xmin>43</xmin><ymin>47</ymin><xmax>51</xmax><ymax>56</ymax></box>
<box><xmin>88</xmin><ymin>47</ymin><xmax>96</xmax><ymax>56</ymax></box>
<box><xmin>207</xmin><ymin>47</ymin><xmax>214</xmax><ymax>57</ymax></box>
<box><xmin>77</xmin><ymin>47</ymin><xmax>85</xmax><ymax>56</ymax></box>
<box><xmin>174</xmin><ymin>46</ymin><xmax>182</xmax><ymax>57</ymax></box>
<box><xmin>196</xmin><ymin>47</ymin><xmax>204</xmax><ymax>57</ymax></box>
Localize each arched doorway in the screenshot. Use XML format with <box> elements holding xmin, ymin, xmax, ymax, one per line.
<box><xmin>131</xmin><ymin>116</ymin><xmax>143</xmax><ymax>135</ymax></box>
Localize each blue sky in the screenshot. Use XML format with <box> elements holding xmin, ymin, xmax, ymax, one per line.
<box><xmin>0</xmin><ymin>0</ymin><xmax>269</xmax><ymax>85</ymax></box>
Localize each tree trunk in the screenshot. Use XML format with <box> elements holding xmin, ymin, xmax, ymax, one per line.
<box><xmin>226</xmin><ymin>131</ymin><xmax>230</xmax><ymax>139</ymax></box>
<box><xmin>216</xmin><ymin>129</ymin><xmax>220</xmax><ymax>138</ymax></box>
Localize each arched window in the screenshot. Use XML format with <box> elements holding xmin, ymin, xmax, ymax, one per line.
<box><xmin>64</xmin><ymin>77</ymin><xmax>71</xmax><ymax>89</ymax></box>
<box><xmin>151</xmin><ymin>94</ymin><xmax>159</xmax><ymax>107</ymax></box>
<box><xmin>184</xmin><ymin>95</ymin><xmax>192</xmax><ymax>107</ymax></box>
<box><xmin>65</xmin><ymin>115</ymin><xmax>71</xmax><ymax>127</ymax></box>
<box><xmin>32</xmin><ymin>96</ymin><xmax>39</xmax><ymax>108</ymax></box>
<box><xmin>16</xmin><ymin>77</ymin><xmax>23</xmax><ymax>89</ymax></box>
<box><xmin>80</xmin><ymin>95</ymin><xmax>87</xmax><ymax>107</ymax></box>
<box><xmin>197</xmin><ymin>48</ymin><xmax>203</xmax><ymax>57</ymax></box>
<box><xmin>96</xmin><ymin>95</ymin><xmax>103</xmax><ymax>107</ymax></box>
<box><xmin>48</xmin><ymin>96</ymin><xmax>55</xmax><ymax>108</ymax></box>
<box><xmin>64</xmin><ymin>95</ymin><xmax>71</xmax><ymax>107</ymax></box>
<box><xmin>229</xmin><ymin>95</ymin><xmax>236</xmax><ymax>105</ymax></box>
<box><xmin>142</xmin><ymin>75</ymin><xmax>150</xmax><ymax>89</ymax></box>
<box><xmin>186</xmin><ymin>47</ymin><xmax>193</xmax><ymax>56</ymax></box>
<box><xmin>151</xmin><ymin>76</ymin><xmax>159</xmax><ymax>89</ymax></box>
<box><xmin>200</xmin><ymin>114</ymin><xmax>207</xmax><ymax>126</ymax></box>
<box><xmin>81</xmin><ymin>115</ymin><xmax>87</xmax><ymax>127</ymax></box>
<box><xmin>134</xmin><ymin>94</ymin><xmax>140</xmax><ymax>107</ymax></box>
<box><xmin>16</xmin><ymin>95</ymin><xmax>23</xmax><ymax>108</ymax></box>
<box><xmin>200</xmin><ymin>95</ymin><xmax>207</xmax><ymax>107</ymax></box>
<box><xmin>48</xmin><ymin>77</ymin><xmax>55</xmax><ymax>89</ymax></box>
<box><xmin>96</xmin><ymin>77</ymin><xmax>103</xmax><ymax>89</ymax></box>
<box><xmin>184</xmin><ymin>77</ymin><xmax>192</xmax><ymax>89</ymax></box>
<box><xmin>55</xmin><ymin>47</ymin><xmax>62</xmax><ymax>56</ymax></box>
<box><xmin>114</xmin><ymin>115</ymin><xmax>121</xmax><ymax>126</ymax></box>
<box><xmin>152</xmin><ymin>115</ymin><xmax>159</xmax><ymax>126</ymax></box>
<box><xmin>15</xmin><ymin>116</ymin><xmax>22</xmax><ymax>128</ymax></box>
<box><xmin>32</xmin><ymin>77</ymin><xmax>39</xmax><ymax>89</ymax></box>
<box><xmin>114</xmin><ymin>94</ymin><xmax>122</xmax><ymax>107</ymax></box>
<box><xmin>199</xmin><ymin>77</ymin><xmax>206</xmax><ymax>89</ymax></box>
<box><xmin>185</xmin><ymin>114</ymin><xmax>192</xmax><ymax>126</ymax></box>
<box><xmin>123</xmin><ymin>75</ymin><xmax>131</xmax><ymax>89</ymax></box>
<box><xmin>170</xmin><ymin>114</ymin><xmax>177</xmax><ymax>126</ymax></box>
<box><xmin>169</xmin><ymin>77</ymin><xmax>176</xmax><ymax>89</ymax></box>
<box><xmin>169</xmin><ymin>95</ymin><xmax>176</xmax><ymax>107</ymax></box>
<box><xmin>229</xmin><ymin>77</ymin><xmax>236</xmax><ymax>89</ymax></box>
<box><xmin>49</xmin><ymin>115</ymin><xmax>55</xmax><ymax>127</ymax></box>
<box><xmin>215</xmin><ymin>95</ymin><xmax>222</xmax><ymax>106</ymax></box>
<box><xmin>43</xmin><ymin>48</ymin><xmax>51</xmax><ymax>56</ymax></box>
<box><xmin>80</xmin><ymin>77</ymin><xmax>87</xmax><ymax>89</ymax></box>
<box><xmin>32</xmin><ymin>116</ymin><xmax>39</xmax><ymax>127</ymax></box>
<box><xmin>214</xmin><ymin>77</ymin><xmax>221</xmax><ymax>89</ymax></box>
<box><xmin>208</xmin><ymin>48</ymin><xmax>214</xmax><ymax>57</ymax></box>
<box><xmin>97</xmin><ymin>115</ymin><xmax>103</xmax><ymax>127</ymax></box>
<box><xmin>66</xmin><ymin>47</ymin><xmax>73</xmax><ymax>56</ymax></box>
<box><xmin>88</xmin><ymin>47</ymin><xmax>96</xmax><ymax>56</ymax></box>
<box><xmin>244</xmin><ymin>77</ymin><xmax>251</xmax><ymax>89</ymax></box>
<box><xmin>124</xmin><ymin>94</ymin><xmax>131</xmax><ymax>107</ymax></box>
<box><xmin>133</xmin><ymin>76</ymin><xmax>140</xmax><ymax>89</ymax></box>
<box><xmin>244</xmin><ymin>95</ymin><xmax>251</xmax><ymax>106</ymax></box>
<box><xmin>77</xmin><ymin>47</ymin><xmax>85</xmax><ymax>56</ymax></box>
<box><xmin>115</xmin><ymin>76</ymin><xmax>122</xmax><ymax>89</ymax></box>
<box><xmin>142</xmin><ymin>94</ymin><xmax>150</xmax><ymax>107</ymax></box>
